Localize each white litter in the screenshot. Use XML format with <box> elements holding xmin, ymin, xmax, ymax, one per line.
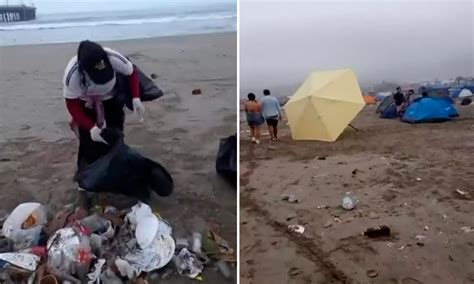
<box><xmin>135</xmin><ymin>215</ymin><xmax>159</xmax><ymax>249</ymax></box>
<box><xmin>122</xmin><ymin>203</ymin><xmax>175</xmax><ymax>273</ymax></box>
<box><xmin>342</xmin><ymin>195</ymin><xmax>357</xmax><ymax>210</ymax></box>
<box><xmin>0</xmin><ymin>252</ymin><xmax>40</xmax><ymax>271</ymax></box>
<box><xmin>87</xmin><ymin>259</ymin><xmax>106</xmax><ymax>284</ymax></box>
<box><xmin>2</xmin><ymin>202</ymin><xmax>47</xmax><ymax>250</ymax></box>
<box><xmin>456</xmin><ymin>189</ymin><xmax>470</xmax><ymax>197</ymax></box>
<box><xmin>460</xmin><ymin>226</ymin><xmax>474</xmax><ymax>233</ymax></box>
<box><xmin>173</xmin><ymin>248</ymin><xmax>203</xmax><ymax>279</ymax></box>
<box><xmin>288</xmin><ymin>225</ymin><xmax>305</xmax><ymax>234</ymax></box>
<box><xmin>414</xmin><ymin>235</ymin><xmax>426</xmax><ymax>241</ymax></box>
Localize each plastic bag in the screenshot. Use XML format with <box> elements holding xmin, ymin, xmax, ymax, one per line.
<box><xmin>173</xmin><ymin>248</ymin><xmax>203</xmax><ymax>279</ymax></box>
<box><xmin>115</xmin><ymin>64</ymin><xmax>164</xmax><ymax>111</ymax></box>
<box><xmin>46</xmin><ymin>226</ymin><xmax>93</xmax><ymax>276</ymax></box>
<box><xmin>75</xmin><ymin>129</ymin><xmax>173</xmax><ymax>200</ymax></box>
<box><xmin>120</xmin><ymin>203</ymin><xmax>175</xmax><ymax>274</ymax></box>
<box><xmin>2</xmin><ymin>203</ymin><xmax>47</xmax><ymax>250</ymax></box>
<box><xmin>215</xmin><ymin>134</ymin><xmax>237</xmax><ymax>186</ymax></box>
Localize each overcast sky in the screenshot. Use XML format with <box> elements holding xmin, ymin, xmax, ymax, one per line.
<box><xmin>240</xmin><ymin>0</ymin><xmax>474</xmax><ymax>90</ymax></box>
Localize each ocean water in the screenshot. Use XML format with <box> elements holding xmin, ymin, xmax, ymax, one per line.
<box><xmin>0</xmin><ymin>2</ymin><xmax>236</xmax><ymax>46</ymax></box>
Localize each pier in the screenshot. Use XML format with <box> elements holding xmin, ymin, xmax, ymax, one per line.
<box><xmin>0</xmin><ymin>5</ymin><xmax>36</xmax><ymax>23</ymax></box>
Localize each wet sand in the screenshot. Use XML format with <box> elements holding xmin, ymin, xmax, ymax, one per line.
<box><xmin>0</xmin><ymin>32</ymin><xmax>237</xmax><ymax>282</ymax></box>
<box><xmin>240</xmin><ymin>103</ymin><xmax>474</xmax><ymax>283</ymax></box>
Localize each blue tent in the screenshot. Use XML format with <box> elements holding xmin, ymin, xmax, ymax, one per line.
<box><xmin>403</xmin><ymin>97</ymin><xmax>459</xmax><ymax>123</ymax></box>
<box><xmin>380</xmin><ymin>104</ymin><xmax>397</xmax><ymax>119</ymax></box>
<box><xmin>450</xmin><ymin>88</ymin><xmax>462</xmax><ymax>98</ymax></box>
<box><xmin>437</xmin><ymin>97</ymin><xmax>458</xmax><ymax>117</ymax></box>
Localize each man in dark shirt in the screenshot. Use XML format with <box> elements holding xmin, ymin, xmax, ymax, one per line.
<box><xmin>393</xmin><ymin>87</ymin><xmax>406</xmax><ymax>117</ymax></box>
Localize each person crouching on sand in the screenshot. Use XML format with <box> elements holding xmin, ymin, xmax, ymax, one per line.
<box><xmin>244</xmin><ymin>93</ymin><xmax>264</xmax><ymax>144</ymax></box>
<box><xmin>63</xmin><ymin>40</ymin><xmax>145</xmax><ymax>217</ymax></box>
<box><xmin>260</xmin><ymin>89</ymin><xmax>282</xmax><ymax>141</ymax></box>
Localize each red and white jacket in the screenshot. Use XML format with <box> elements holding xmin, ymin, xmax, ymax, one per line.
<box><xmin>63</xmin><ymin>47</ymin><xmax>140</xmax><ymax>131</ymax></box>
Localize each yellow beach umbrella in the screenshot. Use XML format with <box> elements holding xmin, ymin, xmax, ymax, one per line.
<box><xmin>284</xmin><ymin>68</ymin><xmax>365</xmax><ymax>142</ymax></box>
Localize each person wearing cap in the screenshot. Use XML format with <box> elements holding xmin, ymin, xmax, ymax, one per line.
<box><xmin>63</xmin><ymin>40</ymin><xmax>145</xmax><ymax>213</ymax></box>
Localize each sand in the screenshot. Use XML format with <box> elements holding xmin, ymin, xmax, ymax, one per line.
<box><xmin>240</xmin><ymin>104</ymin><xmax>474</xmax><ymax>283</ymax></box>
<box><xmin>0</xmin><ymin>32</ymin><xmax>237</xmax><ymax>282</ymax></box>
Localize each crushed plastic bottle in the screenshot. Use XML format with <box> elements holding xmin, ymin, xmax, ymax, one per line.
<box><xmin>342</xmin><ymin>194</ymin><xmax>358</xmax><ymax>210</ymax></box>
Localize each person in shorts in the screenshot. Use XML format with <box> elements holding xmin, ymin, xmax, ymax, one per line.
<box><xmin>260</xmin><ymin>89</ymin><xmax>282</xmax><ymax>141</ymax></box>
<box><xmin>244</xmin><ymin>93</ymin><xmax>264</xmax><ymax>144</ymax></box>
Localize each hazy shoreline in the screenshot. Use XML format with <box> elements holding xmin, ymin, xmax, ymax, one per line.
<box><xmin>0</xmin><ymin>29</ymin><xmax>236</xmax><ymax>47</ymax></box>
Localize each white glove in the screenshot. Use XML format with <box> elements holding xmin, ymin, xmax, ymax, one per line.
<box><xmin>90</xmin><ymin>125</ymin><xmax>108</xmax><ymax>144</ymax></box>
<box><xmin>133</xmin><ymin>98</ymin><xmax>145</xmax><ymax>122</ymax></box>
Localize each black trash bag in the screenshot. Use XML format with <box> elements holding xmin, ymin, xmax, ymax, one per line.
<box><xmin>216</xmin><ymin>134</ymin><xmax>237</xmax><ymax>186</ymax></box>
<box><xmin>115</xmin><ymin>64</ymin><xmax>164</xmax><ymax>111</ymax></box>
<box><xmin>75</xmin><ymin>129</ymin><xmax>173</xmax><ymax>201</ymax></box>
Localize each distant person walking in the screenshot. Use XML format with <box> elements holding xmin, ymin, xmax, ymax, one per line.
<box><xmin>393</xmin><ymin>87</ymin><xmax>406</xmax><ymax>118</ymax></box>
<box><xmin>244</xmin><ymin>93</ymin><xmax>264</xmax><ymax>144</ymax></box>
<box><xmin>260</xmin><ymin>89</ymin><xmax>282</xmax><ymax>141</ymax></box>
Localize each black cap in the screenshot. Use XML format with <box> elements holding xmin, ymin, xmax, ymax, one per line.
<box><xmin>77</xmin><ymin>40</ymin><xmax>114</xmax><ymax>85</ymax></box>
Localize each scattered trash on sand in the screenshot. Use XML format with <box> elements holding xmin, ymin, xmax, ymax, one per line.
<box><xmin>0</xmin><ymin>201</ymin><xmax>235</xmax><ymax>283</ymax></box>
<box><xmin>288</xmin><ymin>225</ymin><xmax>305</xmax><ymax>234</ymax></box>
<box><xmin>460</xmin><ymin>226</ymin><xmax>474</xmax><ymax>233</ymax></box>
<box><xmin>363</xmin><ymin>225</ymin><xmax>391</xmax><ymax>238</ymax></box>
<box><xmin>342</xmin><ymin>195</ymin><xmax>358</xmax><ymax>210</ymax></box>
<box><xmin>455</xmin><ymin>189</ymin><xmax>472</xmax><ymax>199</ymax></box>
<box><xmin>366</xmin><ymin>269</ymin><xmax>378</xmax><ymax>278</ymax></box>
<box><xmin>192</xmin><ymin>88</ymin><xmax>202</xmax><ymax>95</ymax></box>
<box><xmin>414</xmin><ymin>234</ymin><xmax>426</xmax><ymax>241</ymax></box>
<box><xmin>424</xmin><ymin>226</ymin><xmax>429</xmax><ymax>231</ymax></box>
<box><xmin>415</xmin><ymin>177</ymin><xmax>422</xmax><ymax>181</ymax></box>
<box><xmin>281</xmin><ymin>194</ymin><xmax>299</xmax><ymax>203</ymax></box>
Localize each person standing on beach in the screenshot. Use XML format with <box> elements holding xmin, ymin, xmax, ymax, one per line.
<box><xmin>260</xmin><ymin>89</ymin><xmax>282</xmax><ymax>141</ymax></box>
<box><xmin>244</xmin><ymin>93</ymin><xmax>264</xmax><ymax>144</ymax></box>
<box><xmin>393</xmin><ymin>87</ymin><xmax>406</xmax><ymax>118</ymax></box>
<box><xmin>63</xmin><ymin>40</ymin><xmax>145</xmax><ymax>215</ymax></box>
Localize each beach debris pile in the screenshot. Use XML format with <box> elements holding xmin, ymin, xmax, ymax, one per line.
<box><xmin>0</xmin><ymin>201</ymin><xmax>235</xmax><ymax>283</ymax></box>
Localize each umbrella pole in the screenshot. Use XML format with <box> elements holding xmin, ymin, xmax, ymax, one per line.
<box><xmin>348</xmin><ymin>124</ymin><xmax>359</xmax><ymax>131</ymax></box>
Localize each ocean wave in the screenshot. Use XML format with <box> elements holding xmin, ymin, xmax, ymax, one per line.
<box><xmin>0</xmin><ymin>13</ymin><xmax>236</xmax><ymax>31</ymax></box>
